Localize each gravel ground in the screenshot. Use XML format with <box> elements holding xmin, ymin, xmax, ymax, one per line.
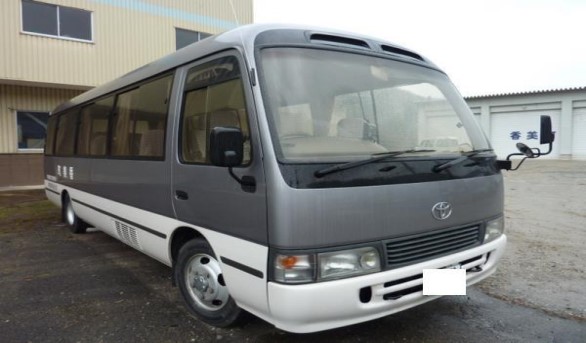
<box><xmin>476</xmin><ymin>159</ymin><xmax>586</xmax><ymax>320</ymax></box>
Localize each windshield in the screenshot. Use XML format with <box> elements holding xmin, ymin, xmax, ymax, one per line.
<box><xmin>259</xmin><ymin>48</ymin><xmax>490</xmax><ymax>163</ymax></box>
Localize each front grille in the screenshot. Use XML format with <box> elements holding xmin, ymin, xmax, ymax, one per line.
<box><xmin>384</xmin><ymin>225</ymin><xmax>482</xmax><ymax>268</ymax></box>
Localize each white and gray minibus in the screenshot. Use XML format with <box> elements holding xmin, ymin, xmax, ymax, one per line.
<box><xmin>44</xmin><ymin>24</ymin><xmax>554</xmax><ymax>333</ymax></box>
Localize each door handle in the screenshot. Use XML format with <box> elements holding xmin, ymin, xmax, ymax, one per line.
<box><xmin>175</xmin><ymin>190</ymin><xmax>189</xmax><ymax>200</ymax></box>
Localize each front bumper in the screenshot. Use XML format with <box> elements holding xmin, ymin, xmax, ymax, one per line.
<box><xmin>267</xmin><ymin>235</ymin><xmax>507</xmax><ymax>333</ymax></box>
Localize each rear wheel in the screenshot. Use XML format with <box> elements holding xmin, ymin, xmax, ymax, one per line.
<box><xmin>174</xmin><ymin>238</ymin><xmax>244</xmax><ymax>327</ymax></box>
<box><xmin>62</xmin><ymin>195</ymin><xmax>88</xmax><ymax>234</ymax></box>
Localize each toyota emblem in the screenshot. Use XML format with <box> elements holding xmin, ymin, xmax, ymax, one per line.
<box><xmin>432</xmin><ymin>202</ymin><xmax>452</xmax><ymax>220</ymax></box>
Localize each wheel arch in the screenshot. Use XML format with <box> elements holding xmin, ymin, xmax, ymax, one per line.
<box><xmin>61</xmin><ymin>189</ymin><xmax>69</xmax><ymax>205</ymax></box>
<box><xmin>169</xmin><ymin>226</ymin><xmax>206</xmax><ymax>267</ymax></box>
<box><xmin>60</xmin><ymin>190</ymin><xmax>70</xmax><ymax>221</ymax></box>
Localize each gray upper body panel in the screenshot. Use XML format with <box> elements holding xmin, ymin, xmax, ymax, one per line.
<box><xmin>267</xmin><ymin>173</ymin><xmax>504</xmax><ymax>250</ymax></box>
<box><xmin>45</xmin><ymin>156</ymin><xmax>174</xmax><ymax>217</ymax></box>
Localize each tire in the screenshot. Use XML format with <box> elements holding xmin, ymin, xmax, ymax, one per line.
<box><xmin>62</xmin><ymin>195</ymin><xmax>88</xmax><ymax>234</ymax></box>
<box><xmin>174</xmin><ymin>238</ymin><xmax>244</xmax><ymax>327</ymax></box>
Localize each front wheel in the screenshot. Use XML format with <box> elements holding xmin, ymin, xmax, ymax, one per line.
<box><xmin>174</xmin><ymin>239</ymin><xmax>244</xmax><ymax>327</ymax></box>
<box><xmin>62</xmin><ymin>195</ymin><xmax>88</xmax><ymax>234</ymax></box>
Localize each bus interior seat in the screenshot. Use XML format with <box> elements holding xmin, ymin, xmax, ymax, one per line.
<box><xmin>279</xmin><ymin>112</ymin><xmax>313</xmax><ymax>138</ymax></box>
<box><xmin>139</xmin><ymin>130</ymin><xmax>164</xmax><ymax>157</ymax></box>
<box><xmin>337</xmin><ymin>117</ymin><xmax>366</xmax><ymax>140</ymax></box>
<box><xmin>90</xmin><ymin>134</ymin><xmax>107</xmax><ymax>155</ymax></box>
<box><xmin>209</xmin><ymin>108</ymin><xmax>241</xmax><ymax>129</ymax></box>
<box><xmin>184</xmin><ymin>114</ymin><xmax>205</xmax><ymax>162</ymax></box>
<box><xmin>183</xmin><ymin>109</ymin><xmax>242</xmax><ymax>162</ymax></box>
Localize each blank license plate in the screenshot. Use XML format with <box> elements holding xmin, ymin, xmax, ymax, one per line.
<box><xmin>422</xmin><ymin>268</ymin><xmax>466</xmax><ymax>295</ymax></box>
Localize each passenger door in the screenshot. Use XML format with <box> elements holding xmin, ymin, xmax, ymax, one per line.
<box><xmin>171</xmin><ymin>52</ymin><xmax>267</xmax><ymax>245</ymax></box>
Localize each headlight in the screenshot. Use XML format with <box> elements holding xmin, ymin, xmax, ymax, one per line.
<box><xmin>484</xmin><ymin>216</ymin><xmax>504</xmax><ymax>243</ymax></box>
<box><xmin>318</xmin><ymin>247</ymin><xmax>381</xmax><ymax>281</ymax></box>
<box><xmin>272</xmin><ymin>247</ymin><xmax>382</xmax><ymax>284</ymax></box>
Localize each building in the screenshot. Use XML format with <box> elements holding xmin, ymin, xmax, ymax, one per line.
<box><xmin>0</xmin><ymin>0</ymin><xmax>252</xmax><ymax>188</ymax></box>
<box><xmin>466</xmin><ymin>87</ymin><xmax>586</xmax><ymax>160</ymax></box>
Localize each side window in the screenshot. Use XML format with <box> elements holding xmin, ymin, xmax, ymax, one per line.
<box><xmin>77</xmin><ymin>97</ymin><xmax>114</xmax><ymax>156</ymax></box>
<box><xmin>54</xmin><ymin>109</ymin><xmax>78</xmax><ymax>156</ymax></box>
<box><xmin>111</xmin><ymin>88</ymin><xmax>139</xmax><ymax>156</ymax></box>
<box><xmin>111</xmin><ymin>74</ymin><xmax>173</xmax><ymax>158</ymax></box>
<box><xmin>181</xmin><ymin>56</ymin><xmax>251</xmax><ymax>164</ymax></box>
<box><xmin>44</xmin><ymin>115</ymin><xmax>58</xmax><ymax>155</ymax></box>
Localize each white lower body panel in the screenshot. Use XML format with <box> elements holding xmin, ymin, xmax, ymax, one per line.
<box><xmin>43</xmin><ymin>180</ymin><xmax>270</xmax><ymax>318</ymax></box>
<box><xmin>267</xmin><ymin>235</ymin><xmax>507</xmax><ymax>333</ymax></box>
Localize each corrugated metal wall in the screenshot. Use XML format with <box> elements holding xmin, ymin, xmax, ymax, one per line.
<box><xmin>0</xmin><ymin>0</ymin><xmax>252</xmax><ymax>154</ymax></box>
<box><xmin>0</xmin><ymin>84</ymin><xmax>83</xmax><ymax>153</ymax></box>
<box><xmin>0</xmin><ymin>0</ymin><xmax>253</xmax><ymax>88</ymax></box>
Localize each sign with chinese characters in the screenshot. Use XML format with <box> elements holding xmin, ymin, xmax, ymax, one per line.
<box><xmin>510</xmin><ymin>130</ymin><xmax>539</xmax><ymax>141</ymax></box>
<box><xmin>56</xmin><ymin>165</ymin><xmax>75</xmax><ymax>180</ymax></box>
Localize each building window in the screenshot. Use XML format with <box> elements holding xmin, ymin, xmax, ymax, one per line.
<box><xmin>22</xmin><ymin>0</ymin><xmax>92</xmax><ymax>41</ymax></box>
<box><xmin>175</xmin><ymin>28</ymin><xmax>211</xmax><ymax>50</ymax></box>
<box><xmin>17</xmin><ymin>111</ymin><xmax>50</xmax><ymax>150</ymax></box>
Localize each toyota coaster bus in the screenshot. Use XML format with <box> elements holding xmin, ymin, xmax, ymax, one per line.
<box><xmin>44</xmin><ymin>24</ymin><xmax>554</xmax><ymax>333</ymax></box>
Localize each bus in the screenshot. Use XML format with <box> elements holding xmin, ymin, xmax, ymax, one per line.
<box><xmin>44</xmin><ymin>24</ymin><xmax>552</xmax><ymax>333</ymax></box>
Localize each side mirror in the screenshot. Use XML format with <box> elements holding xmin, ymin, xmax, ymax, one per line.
<box><xmin>540</xmin><ymin>115</ymin><xmax>555</xmax><ymax>144</ymax></box>
<box><xmin>516</xmin><ymin>143</ymin><xmax>535</xmax><ymax>158</ymax></box>
<box><xmin>209</xmin><ymin>127</ymin><xmax>244</xmax><ymax>167</ymax></box>
<box><xmin>499</xmin><ymin>115</ymin><xmax>555</xmax><ymax>171</ymax></box>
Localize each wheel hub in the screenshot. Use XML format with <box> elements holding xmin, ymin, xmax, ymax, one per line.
<box><xmin>66</xmin><ymin>203</ymin><xmax>75</xmax><ymax>226</ymax></box>
<box><xmin>193</xmin><ymin>274</ymin><xmax>209</xmax><ymax>293</ymax></box>
<box><xmin>184</xmin><ymin>253</ymin><xmax>229</xmax><ymax>312</ymax></box>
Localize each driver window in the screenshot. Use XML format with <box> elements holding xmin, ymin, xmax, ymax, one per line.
<box><xmin>181</xmin><ymin>56</ymin><xmax>251</xmax><ymax>165</ymax></box>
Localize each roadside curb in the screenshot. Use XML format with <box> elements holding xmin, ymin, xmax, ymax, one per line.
<box><xmin>0</xmin><ymin>185</ymin><xmax>44</xmax><ymax>192</ymax></box>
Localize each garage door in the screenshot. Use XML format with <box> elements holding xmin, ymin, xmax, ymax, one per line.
<box><xmin>572</xmin><ymin>108</ymin><xmax>586</xmax><ymax>159</ymax></box>
<box><xmin>490</xmin><ymin>111</ymin><xmax>560</xmax><ymax>159</ymax></box>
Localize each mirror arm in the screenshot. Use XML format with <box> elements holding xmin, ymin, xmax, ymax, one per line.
<box><xmin>228</xmin><ymin>167</ymin><xmax>242</xmax><ymax>184</ymax></box>
<box><xmin>531</xmin><ymin>147</ymin><xmax>541</xmax><ymax>156</ymax></box>
<box><xmin>509</xmin><ymin>157</ymin><xmax>529</xmax><ymax>171</ymax></box>
<box><xmin>506</xmin><ymin>151</ymin><xmax>525</xmax><ymax>160</ymax></box>
<box><xmin>228</xmin><ymin>167</ymin><xmax>246</xmax><ymax>185</ymax></box>
<box><xmin>228</xmin><ymin>167</ymin><xmax>256</xmax><ymax>192</ymax></box>
<box><xmin>540</xmin><ymin>142</ymin><xmax>553</xmax><ymax>156</ymax></box>
<box><xmin>504</xmin><ymin>151</ymin><xmax>534</xmax><ymax>171</ymax></box>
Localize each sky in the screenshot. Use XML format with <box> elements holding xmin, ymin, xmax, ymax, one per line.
<box><xmin>253</xmin><ymin>0</ymin><xmax>586</xmax><ymax>97</ymax></box>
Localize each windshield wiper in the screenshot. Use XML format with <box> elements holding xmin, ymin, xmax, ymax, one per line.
<box><xmin>432</xmin><ymin>149</ymin><xmax>494</xmax><ymax>173</ymax></box>
<box><xmin>314</xmin><ymin>149</ymin><xmax>436</xmax><ymax>178</ymax></box>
